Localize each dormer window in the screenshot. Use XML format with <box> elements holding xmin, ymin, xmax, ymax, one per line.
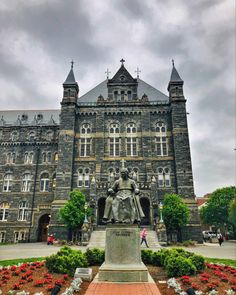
<box><xmin>21</xmin><ymin>114</ymin><xmax>28</xmax><ymax>121</ymax></box>
<box><xmin>37</xmin><ymin>114</ymin><xmax>43</xmax><ymax>121</ymax></box>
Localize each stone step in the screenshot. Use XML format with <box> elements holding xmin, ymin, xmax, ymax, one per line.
<box><xmin>88</xmin><ymin>229</ymin><xmax>161</xmax><ymax>250</ymax></box>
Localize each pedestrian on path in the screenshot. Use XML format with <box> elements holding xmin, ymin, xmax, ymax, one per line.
<box><xmin>140</xmin><ymin>228</ymin><xmax>149</xmax><ymax>248</ymax></box>
<box><xmin>217</xmin><ymin>233</ymin><xmax>224</xmax><ymax>246</ymax></box>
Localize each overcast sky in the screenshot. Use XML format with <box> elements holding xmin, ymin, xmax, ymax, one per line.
<box><xmin>0</xmin><ymin>0</ymin><xmax>235</xmax><ymax>197</ymax></box>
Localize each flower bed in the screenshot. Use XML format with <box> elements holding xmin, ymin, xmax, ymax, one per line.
<box><xmin>167</xmin><ymin>262</ymin><xmax>236</xmax><ymax>294</ymax></box>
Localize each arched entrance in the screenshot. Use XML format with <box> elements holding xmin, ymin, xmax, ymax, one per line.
<box><xmin>37</xmin><ymin>214</ymin><xmax>50</xmax><ymax>242</ymax></box>
<box><xmin>140</xmin><ymin>198</ymin><xmax>150</xmax><ymax>225</ymax></box>
<box><xmin>97</xmin><ymin>197</ymin><xmax>106</xmax><ymax>225</ymax></box>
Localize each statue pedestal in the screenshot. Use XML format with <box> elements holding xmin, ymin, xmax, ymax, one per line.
<box><xmin>98</xmin><ymin>224</ymin><xmax>148</xmax><ymax>282</ymax></box>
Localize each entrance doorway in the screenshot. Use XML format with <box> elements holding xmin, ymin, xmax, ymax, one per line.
<box><xmin>140</xmin><ymin>198</ymin><xmax>150</xmax><ymax>225</ymax></box>
<box><xmin>97</xmin><ymin>197</ymin><xmax>106</xmax><ymax>225</ymax></box>
<box><xmin>38</xmin><ymin>214</ymin><xmax>50</xmax><ymax>242</ymax></box>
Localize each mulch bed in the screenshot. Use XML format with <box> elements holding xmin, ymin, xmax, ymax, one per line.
<box><xmin>0</xmin><ymin>262</ymin><xmax>235</xmax><ymax>294</ymax></box>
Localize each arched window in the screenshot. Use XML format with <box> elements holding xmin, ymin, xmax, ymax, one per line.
<box><xmin>128</xmin><ymin>167</ymin><xmax>139</xmax><ymax>181</ymax></box>
<box><xmin>6</xmin><ymin>152</ymin><xmax>16</xmax><ymax>164</ymax></box>
<box><xmin>24</xmin><ymin>152</ymin><xmax>34</xmax><ymax>164</ymax></box>
<box><xmin>77</xmin><ymin>168</ymin><xmax>90</xmax><ymax>187</ymax></box>
<box><xmin>80</xmin><ymin>123</ymin><xmax>92</xmax><ymax>157</ymax></box>
<box><xmin>40</xmin><ymin>173</ymin><xmax>49</xmax><ymax>191</ymax></box>
<box><xmin>11</xmin><ymin>131</ymin><xmax>19</xmax><ymax>141</ymax></box>
<box><xmin>158</xmin><ymin>167</ymin><xmax>171</xmax><ymax>187</ymax></box>
<box><xmin>22</xmin><ymin>173</ymin><xmax>32</xmax><ymax>192</ymax></box>
<box><xmin>155</xmin><ymin>122</ymin><xmax>168</xmax><ymax>156</ymax></box>
<box><xmin>46</xmin><ymin>131</ymin><xmax>53</xmax><ymax>141</ymax></box>
<box><xmin>109</xmin><ymin>123</ymin><xmax>120</xmax><ymax>157</ymax></box>
<box><xmin>42</xmin><ymin>152</ymin><xmax>51</xmax><ymax>163</ymax></box>
<box><xmin>3</xmin><ymin>173</ymin><xmax>13</xmax><ymax>192</ymax></box>
<box><xmin>127</xmin><ymin>91</ymin><xmax>132</xmax><ymax>101</ymax></box>
<box><xmin>28</xmin><ymin>131</ymin><xmax>35</xmax><ymax>141</ymax></box>
<box><xmin>114</xmin><ymin>91</ymin><xmax>118</xmax><ymax>101</ymax></box>
<box><xmin>0</xmin><ymin>202</ymin><xmax>10</xmax><ymax>221</ymax></box>
<box><xmin>18</xmin><ymin>201</ymin><xmax>28</xmax><ymax>221</ymax></box>
<box><xmin>54</xmin><ymin>152</ymin><xmax>58</xmax><ymax>162</ymax></box>
<box><xmin>108</xmin><ymin>168</ymin><xmax>115</xmax><ymax>182</ymax></box>
<box><xmin>126</xmin><ymin>123</ymin><xmax>138</xmax><ymax>156</ymax></box>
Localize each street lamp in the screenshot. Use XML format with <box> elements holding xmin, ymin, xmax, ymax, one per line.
<box><xmin>159</xmin><ymin>202</ymin><xmax>164</xmax><ymax>223</ymax></box>
<box><xmin>84</xmin><ymin>202</ymin><xmax>88</xmax><ymax>223</ymax></box>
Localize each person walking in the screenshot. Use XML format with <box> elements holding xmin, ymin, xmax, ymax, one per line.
<box><xmin>217</xmin><ymin>233</ymin><xmax>224</xmax><ymax>246</ymax></box>
<box><xmin>140</xmin><ymin>228</ymin><xmax>149</xmax><ymax>248</ymax></box>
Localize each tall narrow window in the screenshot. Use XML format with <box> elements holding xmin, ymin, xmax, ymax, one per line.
<box><xmin>128</xmin><ymin>167</ymin><xmax>139</xmax><ymax>181</ymax></box>
<box><xmin>24</xmin><ymin>152</ymin><xmax>34</xmax><ymax>164</ymax></box>
<box><xmin>0</xmin><ymin>232</ymin><xmax>6</xmax><ymax>243</ymax></box>
<box><xmin>155</xmin><ymin>122</ymin><xmax>168</xmax><ymax>156</ymax></box>
<box><xmin>109</xmin><ymin>123</ymin><xmax>120</xmax><ymax>157</ymax></box>
<box><xmin>52</xmin><ymin>173</ymin><xmax>56</xmax><ymax>190</ymax></box>
<box><xmin>54</xmin><ymin>152</ymin><xmax>58</xmax><ymax>162</ymax></box>
<box><xmin>158</xmin><ymin>167</ymin><xmax>171</xmax><ymax>187</ymax></box>
<box><xmin>11</xmin><ymin>131</ymin><xmax>19</xmax><ymax>141</ymax></box>
<box><xmin>126</xmin><ymin>123</ymin><xmax>138</xmax><ymax>156</ymax></box>
<box><xmin>121</xmin><ymin>91</ymin><xmax>125</xmax><ymax>101</ymax></box>
<box><xmin>3</xmin><ymin>174</ymin><xmax>13</xmax><ymax>192</ymax></box>
<box><xmin>42</xmin><ymin>152</ymin><xmax>51</xmax><ymax>163</ymax></box>
<box><xmin>18</xmin><ymin>201</ymin><xmax>28</xmax><ymax>221</ymax></box>
<box><xmin>80</xmin><ymin>124</ymin><xmax>91</xmax><ymax>157</ymax></box>
<box><xmin>40</xmin><ymin>173</ymin><xmax>49</xmax><ymax>191</ymax></box>
<box><xmin>6</xmin><ymin>152</ymin><xmax>16</xmax><ymax>164</ymax></box>
<box><xmin>108</xmin><ymin>168</ymin><xmax>115</xmax><ymax>182</ymax></box>
<box><xmin>28</xmin><ymin>131</ymin><xmax>35</xmax><ymax>141</ymax></box>
<box><xmin>114</xmin><ymin>91</ymin><xmax>118</xmax><ymax>101</ymax></box>
<box><xmin>77</xmin><ymin>168</ymin><xmax>90</xmax><ymax>187</ymax></box>
<box><xmin>0</xmin><ymin>202</ymin><xmax>9</xmax><ymax>221</ymax></box>
<box><xmin>22</xmin><ymin>173</ymin><xmax>32</xmax><ymax>192</ymax></box>
<box><xmin>127</xmin><ymin>91</ymin><xmax>132</xmax><ymax>101</ymax></box>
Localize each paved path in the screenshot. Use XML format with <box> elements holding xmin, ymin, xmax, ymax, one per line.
<box><xmin>0</xmin><ymin>241</ymin><xmax>235</xmax><ymax>261</ymax></box>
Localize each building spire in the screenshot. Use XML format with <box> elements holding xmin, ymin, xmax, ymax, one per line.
<box><xmin>169</xmin><ymin>60</ymin><xmax>183</xmax><ymax>83</ymax></box>
<box><xmin>63</xmin><ymin>61</ymin><xmax>77</xmax><ymax>85</ymax></box>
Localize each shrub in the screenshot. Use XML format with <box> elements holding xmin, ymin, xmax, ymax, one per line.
<box><xmin>189</xmin><ymin>254</ymin><xmax>205</xmax><ymax>271</ymax></box>
<box><xmin>166</xmin><ymin>256</ymin><xmax>196</xmax><ymax>277</ymax></box>
<box><xmin>46</xmin><ymin>246</ymin><xmax>88</xmax><ymax>276</ymax></box>
<box><xmin>141</xmin><ymin>250</ymin><xmax>153</xmax><ymax>265</ymax></box>
<box><xmin>152</xmin><ymin>249</ymin><xmax>171</xmax><ymax>267</ymax></box>
<box><xmin>85</xmin><ymin>248</ymin><xmax>105</xmax><ymax>266</ymax></box>
<box><xmin>172</xmin><ymin>248</ymin><xmax>193</xmax><ymax>258</ymax></box>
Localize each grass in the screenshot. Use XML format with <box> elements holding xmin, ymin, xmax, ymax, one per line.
<box><xmin>205</xmin><ymin>257</ymin><xmax>236</xmax><ymax>268</ymax></box>
<box><xmin>0</xmin><ymin>257</ymin><xmax>46</xmax><ymax>266</ymax></box>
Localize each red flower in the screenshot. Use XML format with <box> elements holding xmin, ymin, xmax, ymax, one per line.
<box><xmin>212</xmin><ymin>281</ymin><xmax>220</xmax><ymax>286</ymax></box>
<box><xmin>19</xmin><ymin>279</ymin><xmax>26</xmax><ymax>285</ymax></box>
<box><xmin>14</xmin><ymin>269</ymin><xmax>21</xmax><ymax>276</ymax></box>
<box><xmin>55</xmin><ymin>279</ymin><xmax>63</xmax><ymax>285</ymax></box>
<box><xmin>201</xmin><ymin>277</ymin><xmax>209</xmax><ymax>283</ymax></box>
<box><xmin>191</xmin><ymin>283</ymin><xmax>198</xmax><ymax>290</ymax></box>
<box><xmin>232</xmin><ymin>285</ymin><xmax>236</xmax><ymax>291</ymax></box>
<box><xmin>63</xmin><ymin>274</ymin><xmax>69</xmax><ymax>280</ymax></box>
<box><xmin>230</xmin><ymin>279</ymin><xmax>236</xmax><ymax>285</ymax></box>
<box><xmin>10</xmin><ymin>265</ymin><xmax>17</xmax><ymax>271</ymax></box>
<box><xmin>34</xmin><ymin>279</ymin><xmax>44</xmax><ymax>287</ymax></box>
<box><xmin>206</xmin><ymin>283</ymin><xmax>216</xmax><ymax>291</ymax></box>
<box><xmin>200</xmin><ymin>272</ymin><xmax>210</xmax><ymax>278</ymax></box>
<box><xmin>46</xmin><ymin>285</ymin><xmax>54</xmax><ymax>291</ymax></box>
<box><xmin>27</xmin><ymin>276</ymin><xmax>33</xmax><ymax>282</ymax></box>
<box><xmin>12</xmin><ymin>283</ymin><xmax>20</xmax><ymax>290</ymax></box>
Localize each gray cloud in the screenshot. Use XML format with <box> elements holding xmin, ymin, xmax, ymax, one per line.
<box><xmin>0</xmin><ymin>0</ymin><xmax>235</xmax><ymax>196</ymax></box>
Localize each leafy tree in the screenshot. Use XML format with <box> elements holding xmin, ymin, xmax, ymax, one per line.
<box><xmin>59</xmin><ymin>189</ymin><xmax>88</xmax><ymax>230</ymax></box>
<box><xmin>228</xmin><ymin>198</ymin><xmax>236</xmax><ymax>227</ymax></box>
<box><xmin>162</xmin><ymin>193</ymin><xmax>190</xmax><ymax>242</ymax></box>
<box><xmin>200</xmin><ymin>186</ymin><xmax>236</xmax><ymax>229</ymax></box>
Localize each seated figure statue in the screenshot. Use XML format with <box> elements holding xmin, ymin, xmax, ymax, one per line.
<box><xmin>103</xmin><ymin>168</ymin><xmax>145</xmax><ymax>224</ymax></box>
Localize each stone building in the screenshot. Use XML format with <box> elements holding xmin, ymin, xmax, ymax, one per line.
<box><xmin>0</xmin><ymin>60</ymin><xmax>201</xmax><ymax>243</ymax></box>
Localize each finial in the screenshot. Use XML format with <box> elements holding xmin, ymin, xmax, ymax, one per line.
<box><xmin>71</xmin><ymin>60</ymin><xmax>74</xmax><ymax>69</ymax></box>
<box><xmin>105</xmin><ymin>68</ymin><xmax>111</xmax><ymax>79</ymax></box>
<box><xmin>120</xmin><ymin>58</ymin><xmax>125</xmax><ymax>66</ymax></box>
<box><xmin>172</xmin><ymin>59</ymin><xmax>175</xmax><ymax>67</ymax></box>
<box><xmin>135</xmin><ymin>66</ymin><xmax>141</xmax><ymax>78</ymax></box>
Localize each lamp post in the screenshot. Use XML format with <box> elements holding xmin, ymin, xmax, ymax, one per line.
<box><xmin>159</xmin><ymin>202</ymin><xmax>164</xmax><ymax>223</ymax></box>
<box><xmin>84</xmin><ymin>202</ymin><xmax>88</xmax><ymax>223</ymax></box>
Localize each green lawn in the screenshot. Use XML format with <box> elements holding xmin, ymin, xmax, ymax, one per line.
<box><xmin>0</xmin><ymin>257</ymin><xmax>46</xmax><ymax>266</ymax></box>
<box><xmin>205</xmin><ymin>257</ymin><xmax>236</xmax><ymax>268</ymax></box>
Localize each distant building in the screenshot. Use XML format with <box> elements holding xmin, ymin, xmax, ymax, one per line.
<box><xmin>0</xmin><ymin>60</ymin><xmax>202</xmax><ymax>243</ymax></box>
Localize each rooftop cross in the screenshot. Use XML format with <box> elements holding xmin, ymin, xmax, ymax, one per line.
<box><xmin>172</xmin><ymin>59</ymin><xmax>175</xmax><ymax>67</ymax></box>
<box><xmin>121</xmin><ymin>159</ymin><xmax>126</xmax><ymax>168</ymax></box>
<box><xmin>71</xmin><ymin>60</ymin><xmax>74</xmax><ymax>69</ymax></box>
<box><xmin>120</xmin><ymin>58</ymin><xmax>125</xmax><ymax>66</ymax></box>
<box><xmin>105</xmin><ymin>68</ymin><xmax>111</xmax><ymax>79</ymax></box>
<box><xmin>135</xmin><ymin>66</ymin><xmax>141</xmax><ymax>78</ymax></box>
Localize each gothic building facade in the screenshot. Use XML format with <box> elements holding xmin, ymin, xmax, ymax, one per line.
<box><xmin>0</xmin><ymin>60</ymin><xmax>201</xmax><ymax>243</ymax></box>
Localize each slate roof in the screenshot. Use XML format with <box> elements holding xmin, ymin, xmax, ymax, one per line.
<box><xmin>0</xmin><ymin>110</ymin><xmax>60</xmax><ymax>126</ymax></box>
<box><xmin>79</xmin><ymin>79</ymin><xmax>169</xmax><ymax>102</ymax></box>
<box><xmin>169</xmin><ymin>66</ymin><xmax>183</xmax><ymax>82</ymax></box>
<box><xmin>63</xmin><ymin>68</ymin><xmax>77</xmax><ymax>85</ymax></box>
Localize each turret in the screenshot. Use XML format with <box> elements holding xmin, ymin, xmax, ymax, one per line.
<box><xmin>168</xmin><ymin>60</ymin><xmax>185</xmax><ymax>102</ymax></box>
<box><xmin>62</xmin><ymin>61</ymin><xmax>79</xmax><ymax>104</ymax></box>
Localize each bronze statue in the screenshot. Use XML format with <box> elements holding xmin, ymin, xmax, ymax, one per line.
<box><xmin>103</xmin><ymin>167</ymin><xmax>145</xmax><ymax>223</ymax></box>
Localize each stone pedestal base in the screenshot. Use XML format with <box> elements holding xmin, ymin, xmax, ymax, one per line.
<box><xmin>98</xmin><ymin>224</ymin><xmax>148</xmax><ymax>282</ymax></box>
<box><xmin>156</xmin><ymin>222</ymin><xmax>167</xmax><ymax>246</ymax></box>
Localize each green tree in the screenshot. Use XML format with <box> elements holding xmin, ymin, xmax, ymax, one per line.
<box><xmin>162</xmin><ymin>194</ymin><xmax>190</xmax><ymax>242</ymax></box>
<box><xmin>200</xmin><ymin>187</ymin><xmax>236</xmax><ymax>229</ymax></box>
<box><xmin>59</xmin><ymin>189</ymin><xmax>88</xmax><ymax>230</ymax></box>
<box><xmin>228</xmin><ymin>198</ymin><xmax>236</xmax><ymax>227</ymax></box>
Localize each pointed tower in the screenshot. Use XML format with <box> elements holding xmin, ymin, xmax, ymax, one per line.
<box><xmin>49</xmin><ymin>62</ymin><xmax>78</xmax><ymax>239</ymax></box>
<box><xmin>168</xmin><ymin>61</ymin><xmax>201</xmax><ymax>241</ymax></box>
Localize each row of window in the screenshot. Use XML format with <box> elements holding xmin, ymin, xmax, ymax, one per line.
<box><xmin>5</xmin><ymin>151</ymin><xmax>58</xmax><ymax>165</ymax></box>
<box><xmin>1</xmin><ymin>130</ymin><xmax>57</xmax><ymax>142</ymax></box>
<box><xmin>0</xmin><ymin>201</ymin><xmax>29</xmax><ymax>222</ymax></box>
<box><xmin>80</xmin><ymin>122</ymin><xmax>168</xmax><ymax>157</ymax></box>
<box><xmin>2</xmin><ymin>173</ymin><xmax>55</xmax><ymax>192</ymax></box>
<box><xmin>1</xmin><ymin>166</ymin><xmax>171</xmax><ymax>192</ymax></box>
<box><xmin>0</xmin><ymin>231</ymin><xmax>26</xmax><ymax>243</ymax></box>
